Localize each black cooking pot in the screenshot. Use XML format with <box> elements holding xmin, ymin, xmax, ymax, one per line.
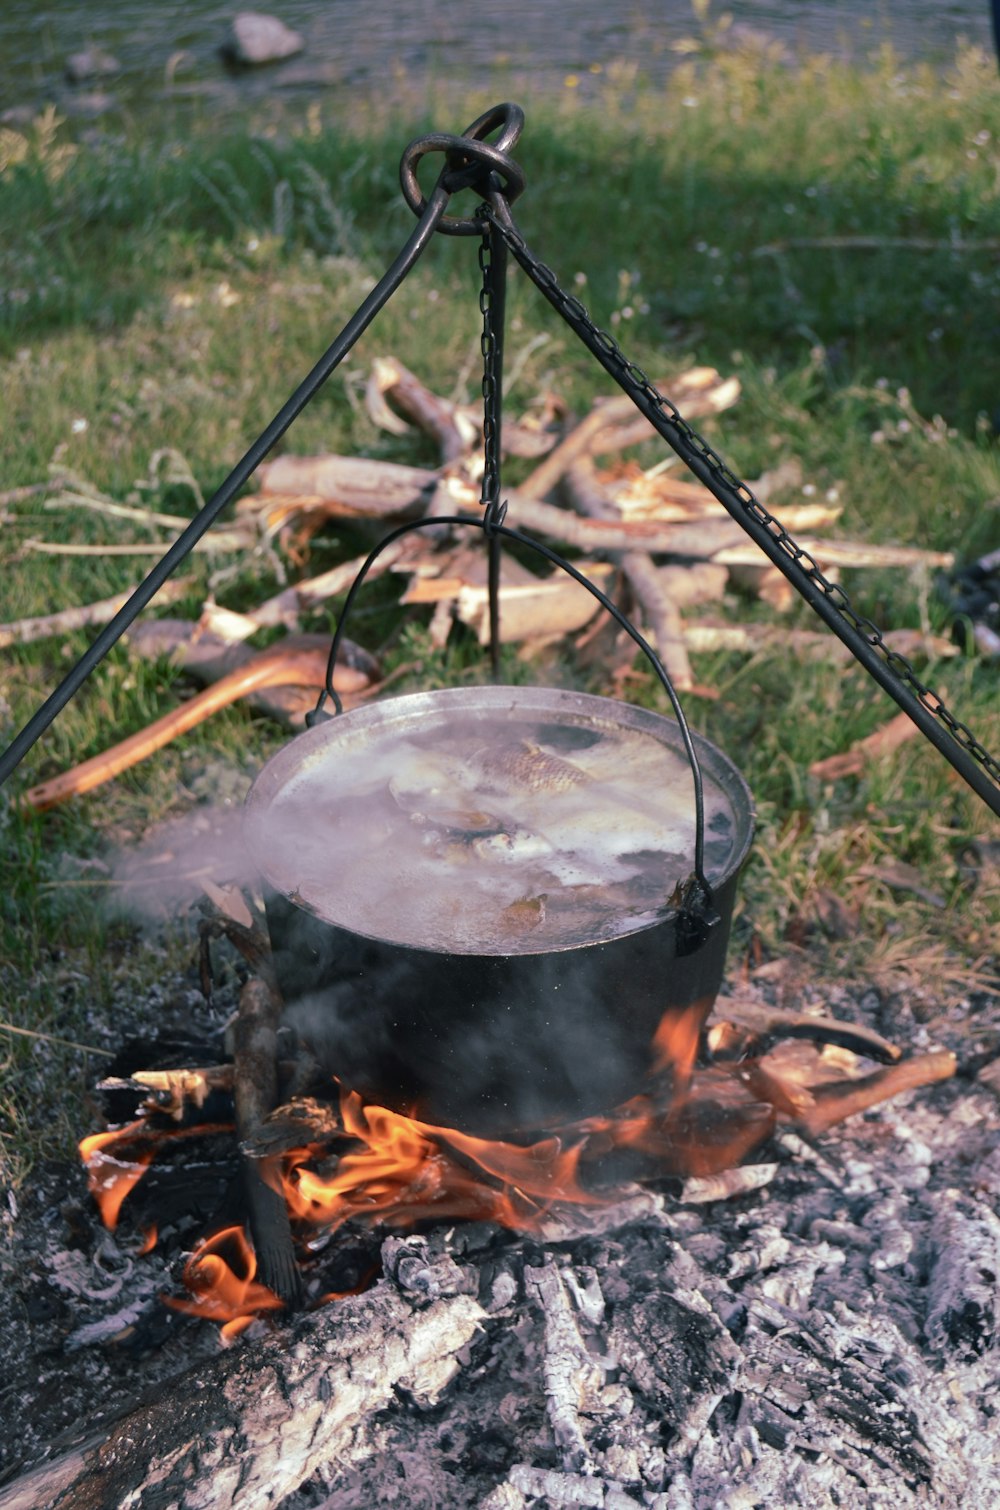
<box><xmin>244</xmin><ymin>686</ymin><xmax>754</xmax><ymax>1135</ymax></box>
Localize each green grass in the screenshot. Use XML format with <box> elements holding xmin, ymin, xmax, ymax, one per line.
<box><xmin>2</xmin><ymin>35</ymin><xmax>1000</xmax><ymax>1180</ymax></box>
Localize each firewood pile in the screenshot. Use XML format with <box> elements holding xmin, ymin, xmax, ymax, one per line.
<box><xmin>9</xmin><ymin>357</ymin><xmax>958</xmax><ymax>814</ymax></box>
<box><xmin>2</xmin><ymin>927</ymin><xmax>999</xmax><ymax>1510</ymax></box>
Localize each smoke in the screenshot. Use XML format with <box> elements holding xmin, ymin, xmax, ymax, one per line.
<box><xmin>108</xmin><ymin>803</ymin><xmax>259</xmax><ymax>923</ymax></box>
<box><xmin>247</xmin><ymin>711</ymin><xmax>738</xmax><ymax>957</ymax></box>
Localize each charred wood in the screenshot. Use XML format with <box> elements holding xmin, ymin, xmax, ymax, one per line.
<box><xmin>0</xmin><ymin>1287</ymin><xmax>484</xmax><ymax>1510</ymax></box>
<box><xmin>233</xmin><ymin>977</ymin><xmax>301</xmax><ymax>1307</ymax></box>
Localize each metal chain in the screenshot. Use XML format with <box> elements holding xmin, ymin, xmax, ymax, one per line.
<box><xmin>485</xmin><ymin>204</ymin><xmax>1000</xmax><ymax>794</ymax></box>
<box><xmin>478</xmin><ymin>227</ymin><xmax>506</xmax><ymax>532</ymax></box>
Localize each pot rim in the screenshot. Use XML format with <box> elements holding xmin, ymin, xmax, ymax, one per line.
<box><xmin>244</xmin><ymin>685</ymin><xmax>755</xmax><ymax>957</ymax></box>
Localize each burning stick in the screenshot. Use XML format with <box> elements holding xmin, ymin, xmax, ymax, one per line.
<box><xmin>98</xmin><ymin>1066</ymin><xmax>235</xmax><ymax>1122</ymax></box>
<box><xmin>233</xmin><ymin>976</ymin><xmax>302</xmax><ymax>1307</ymax></box>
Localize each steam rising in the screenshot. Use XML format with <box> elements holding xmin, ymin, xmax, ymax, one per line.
<box><xmin>109</xmin><ymin>805</ymin><xmax>256</xmax><ymax>921</ymax></box>
<box><xmin>246</xmin><ymin>708</ymin><xmax>737</xmax><ymax>955</ymax></box>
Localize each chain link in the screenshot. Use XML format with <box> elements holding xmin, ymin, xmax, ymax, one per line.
<box><xmin>485</xmin><ymin>206</ymin><xmax>1000</xmax><ymax>793</ymax></box>
<box><xmin>478</xmin><ymin>230</ymin><xmax>506</xmax><ymax>532</ymax></box>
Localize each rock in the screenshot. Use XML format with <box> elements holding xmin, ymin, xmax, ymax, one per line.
<box><xmin>65</xmin><ymin>47</ymin><xmax>120</xmax><ymax>84</ymax></box>
<box><xmin>221</xmin><ymin>12</ymin><xmax>305</xmax><ymax>67</ymax></box>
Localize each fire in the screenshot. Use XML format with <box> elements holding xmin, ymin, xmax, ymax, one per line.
<box><xmin>166</xmin><ymin>1226</ymin><xmax>285</xmax><ymax>1342</ymax></box>
<box><xmin>79</xmin><ymin>1120</ymin><xmax>158</xmax><ymax>1230</ymax></box>
<box><xmin>266</xmin><ymin>1089</ymin><xmax>599</xmax><ymax>1238</ymax></box>
<box><xmin>79</xmin><ymin>998</ymin><xmax>784</xmax><ymax>1333</ymax></box>
<box><xmin>78</xmin><ymin>1119</ymin><xmax>234</xmax><ymax>1229</ymax></box>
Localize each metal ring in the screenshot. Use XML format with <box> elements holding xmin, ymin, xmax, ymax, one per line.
<box><xmin>399</xmin><ymin>102</ymin><xmax>526</xmax><ymax>236</ymax></box>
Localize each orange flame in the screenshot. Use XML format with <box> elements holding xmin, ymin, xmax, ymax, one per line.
<box><xmin>266</xmin><ymin>1089</ymin><xmax>598</xmax><ymax>1239</ymax></box>
<box><xmin>651</xmin><ymin>1000</ymin><xmax>706</xmax><ymax>1087</ymax></box>
<box><xmin>166</xmin><ymin>1226</ymin><xmax>285</xmax><ymax>1341</ymax></box>
<box><xmin>78</xmin><ymin>1120</ymin><xmax>234</xmax><ymax>1230</ymax></box>
<box><xmin>81</xmin><ymin>999</ymin><xmax>783</xmax><ymax>1333</ymax></box>
<box><xmin>78</xmin><ymin>1120</ymin><xmax>159</xmax><ymax>1231</ymax></box>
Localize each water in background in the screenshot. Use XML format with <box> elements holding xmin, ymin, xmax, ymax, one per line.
<box><xmin>1</xmin><ymin>0</ymin><xmax>994</xmax><ymax>134</ymax></box>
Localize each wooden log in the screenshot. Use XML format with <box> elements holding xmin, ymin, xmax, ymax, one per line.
<box><xmin>562</xmin><ymin>459</ymin><xmax>694</xmax><ymax>690</ymax></box>
<box><xmin>0</xmin><ymin>579</ymin><xmax>193</xmax><ymax>650</ymax></box>
<box><xmin>367</xmin><ymin>355</ymin><xmax>469</xmax><ymax>464</ymax></box>
<box><xmin>249</xmin><ymin>453</ymin><xmax>437</xmax><ymax>521</ymax></box>
<box><xmin>98</xmin><ymin>1066</ymin><xmax>236</xmax><ymax>1121</ymax></box>
<box><xmin>21</xmin><ymin>641</ymin><xmax>372</xmax><ymax>813</ymax></box>
<box><xmin>795</xmin><ymin>1050</ymin><xmax>957</xmax><ymax>1136</ymax></box>
<box><xmin>247</xmin><ymin>456</ymin><xmax>955</xmax><ymax>578</ymax></box>
<box><xmin>0</xmin><ymin>1286</ymin><xmax>484</xmax><ymax>1510</ymax></box>
<box><xmin>454</xmin><ymin>567</ymin><xmax>614</xmax><ymax>646</ymax></box>
<box><xmin>519</xmin><ymin>367</ymin><xmax>741</xmax><ymax>501</ymax></box>
<box><xmin>233</xmin><ymin>977</ymin><xmax>301</xmax><ymax>1307</ymax></box>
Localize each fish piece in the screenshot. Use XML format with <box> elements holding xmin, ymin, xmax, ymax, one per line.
<box><xmin>473</xmin><ymin>829</ymin><xmax>554</xmax><ymax>862</ymax></box>
<box><xmin>473</xmin><ymin>739</ymin><xmax>589</xmax><ymax>794</ymax></box>
<box><xmin>499</xmin><ymin>893</ymin><xmax>547</xmax><ymax>936</ymax></box>
<box><xmin>412</xmin><ymin>807</ymin><xmax>507</xmax><ymax>837</ymax></box>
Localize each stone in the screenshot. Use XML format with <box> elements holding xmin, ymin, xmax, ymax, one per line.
<box><xmin>221</xmin><ymin>13</ymin><xmax>305</xmax><ymax>67</ymax></box>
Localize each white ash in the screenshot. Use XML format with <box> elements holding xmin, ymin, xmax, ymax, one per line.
<box><xmin>281</xmin><ymin>1074</ymin><xmax>1000</xmax><ymax>1510</ymax></box>
<box><xmin>4</xmin><ymin>990</ymin><xmax>1000</xmax><ymax>1508</ymax></box>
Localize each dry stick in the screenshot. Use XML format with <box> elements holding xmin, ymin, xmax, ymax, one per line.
<box><xmin>797</xmin><ymin>1050</ymin><xmax>957</xmax><ymax>1137</ymax></box>
<box><xmin>43</xmin><ymin>491</ymin><xmax>199</xmax><ymax>531</ymax></box>
<box><xmin>809</xmin><ymin>710</ymin><xmax>920</xmax><ymax>781</ymax></box>
<box><xmin>369</xmin><ymin>355</ymin><xmax>469</xmax><ymax>464</ymax></box>
<box><xmin>0</xmin><ymin>578</ymin><xmax>193</xmax><ymax>650</ymax></box>
<box><xmin>20</xmin><ymin>534</ymin><xmax>249</xmax><ymax>557</ymax></box>
<box><xmin>0</xmin><ymin>481</ymin><xmax>55</xmax><ymax>507</ymax></box>
<box><xmin>244</xmin><ymin>539</ymin><xmax>410</xmax><ymax>633</ymax></box>
<box><xmin>234</xmin><ymin>977</ymin><xmax>302</xmax><ymax>1306</ymax></box>
<box><xmin>517</xmin><ymin>370</ymin><xmax>740</xmax><ymax>502</ymax></box>
<box><xmin>682</xmin><ymin>623</ymin><xmax>955</xmax><ymax>661</ymax></box>
<box><xmin>562</xmin><ymin>457</ymin><xmax>694</xmax><ymax>690</ymax></box>
<box><xmin>21</xmin><ymin>645</ymin><xmax>369</xmax><ymax>813</ymax></box>
<box><xmin>0</xmin><ymin>1287</ymin><xmax>485</xmax><ymax>1510</ymax></box>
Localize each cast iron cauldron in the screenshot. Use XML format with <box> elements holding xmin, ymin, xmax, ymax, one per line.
<box><xmin>244</xmin><ymin>686</ymin><xmax>754</xmax><ymax>1135</ymax></box>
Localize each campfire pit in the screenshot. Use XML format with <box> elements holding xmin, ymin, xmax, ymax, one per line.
<box><xmin>1</xmin><ymin>952</ymin><xmax>996</xmax><ymax>1510</ymax></box>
